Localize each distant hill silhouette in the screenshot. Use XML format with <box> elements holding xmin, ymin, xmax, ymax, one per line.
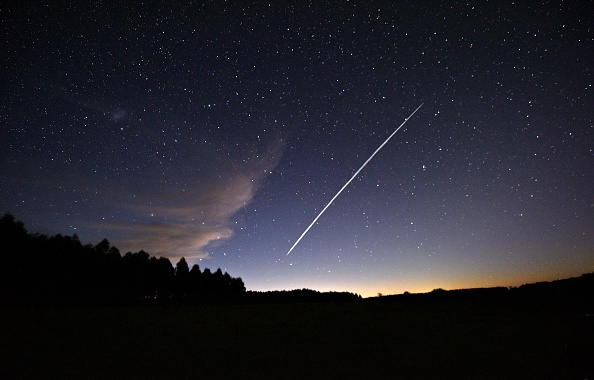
<box><xmin>368</xmin><ymin>273</ymin><xmax>594</xmax><ymax>312</ymax></box>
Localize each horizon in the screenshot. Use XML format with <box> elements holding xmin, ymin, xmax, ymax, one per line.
<box><xmin>4</xmin><ymin>212</ymin><xmax>591</xmax><ymax>299</ymax></box>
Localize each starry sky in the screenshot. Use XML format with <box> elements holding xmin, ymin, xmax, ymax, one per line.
<box><xmin>1</xmin><ymin>1</ymin><xmax>592</xmax><ymax>297</ymax></box>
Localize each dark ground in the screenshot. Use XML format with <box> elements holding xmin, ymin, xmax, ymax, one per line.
<box><xmin>1</xmin><ymin>300</ymin><xmax>593</xmax><ymax>379</ymax></box>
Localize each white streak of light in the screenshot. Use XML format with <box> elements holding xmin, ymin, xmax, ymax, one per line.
<box><xmin>286</xmin><ymin>103</ymin><xmax>424</xmax><ymax>256</ymax></box>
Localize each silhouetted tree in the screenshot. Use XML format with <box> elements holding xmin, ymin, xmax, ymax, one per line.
<box><xmin>189</xmin><ymin>264</ymin><xmax>202</xmax><ymax>298</ymax></box>
<box><xmin>230</xmin><ymin>277</ymin><xmax>246</xmax><ymax>294</ymax></box>
<box><xmin>213</xmin><ymin>268</ymin><xmax>225</xmax><ymax>296</ymax></box>
<box><xmin>0</xmin><ymin>214</ymin><xmax>30</xmax><ymax>304</ymax></box>
<box><xmin>175</xmin><ymin>257</ymin><xmax>190</xmax><ymax>298</ymax></box>
<box><xmin>223</xmin><ymin>271</ymin><xmax>232</xmax><ymax>293</ymax></box>
<box><xmin>94</xmin><ymin>238</ymin><xmax>111</xmax><ymax>256</ymax></box>
<box><xmin>201</xmin><ymin>267</ymin><xmax>213</xmax><ymax>296</ymax></box>
<box><xmin>148</xmin><ymin>256</ymin><xmax>174</xmax><ymax>299</ymax></box>
<box><xmin>121</xmin><ymin>250</ymin><xmax>151</xmax><ymax>300</ymax></box>
<box><xmin>175</xmin><ymin>257</ymin><xmax>189</xmax><ymax>276</ymax></box>
<box><xmin>0</xmin><ymin>213</ymin><xmax>28</xmax><ymax>251</ymax></box>
<box><xmin>189</xmin><ymin>264</ymin><xmax>201</xmax><ymax>278</ymax></box>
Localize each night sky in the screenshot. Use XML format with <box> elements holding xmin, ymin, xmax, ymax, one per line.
<box><xmin>2</xmin><ymin>2</ymin><xmax>592</xmax><ymax>297</ymax></box>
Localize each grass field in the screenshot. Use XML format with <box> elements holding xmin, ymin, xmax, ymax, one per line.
<box><xmin>1</xmin><ymin>301</ymin><xmax>592</xmax><ymax>379</ymax></box>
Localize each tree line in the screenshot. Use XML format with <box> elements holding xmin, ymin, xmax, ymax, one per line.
<box><xmin>0</xmin><ymin>214</ymin><xmax>245</xmax><ymax>306</ymax></box>
<box><xmin>245</xmin><ymin>289</ymin><xmax>361</xmax><ymax>303</ymax></box>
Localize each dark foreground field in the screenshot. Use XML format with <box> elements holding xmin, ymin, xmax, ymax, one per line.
<box><xmin>1</xmin><ymin>301</ymin><xmax>592</xmax><ymax>379</ymax></box>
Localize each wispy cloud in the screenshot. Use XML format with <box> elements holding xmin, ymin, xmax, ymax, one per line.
<box><xmin>105</xmin><ymin>221</ymin><xmax>234</xmax><ymax>260</ymax></box>
<box><xmin>102</xmin><ymin>133</ymin><xmax>286</xmax><ymax>259</ymax></box>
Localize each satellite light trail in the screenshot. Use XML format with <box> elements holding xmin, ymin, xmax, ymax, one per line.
<box><xmin>286</xmin><ymin>103</ymin><xmax>424</xmax><ymax>256</ymax></box>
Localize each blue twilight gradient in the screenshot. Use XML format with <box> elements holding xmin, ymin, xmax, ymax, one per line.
<box><xmin>1</xmin><ymin>2</ymin><xmax>592</xmax><ymax>296</ymax></box>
